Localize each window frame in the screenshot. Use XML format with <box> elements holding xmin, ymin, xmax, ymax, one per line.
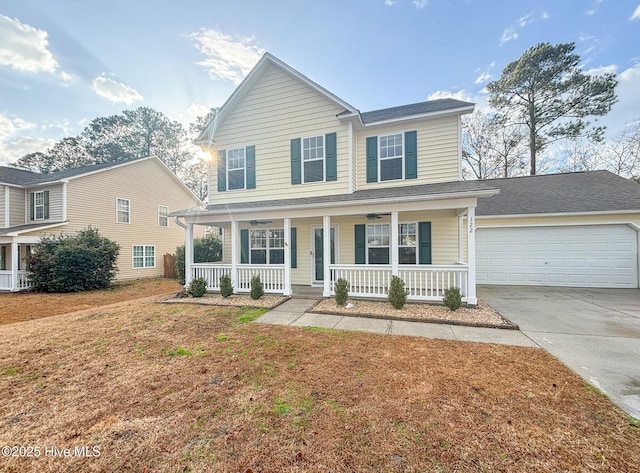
<box><xmin>158</xmin><ymin>205</ymin><xmax>169</xmax><ymax>228</ymax></box>
<box><xmin>249</xmin><ymin>228</ymin><xmax>285</xmax><ymax>265</ymax></box>
<box><xmin>226</xmin><ymin>147</ymin><xmax>246</xmax><ymax>191</ymax></box>
<box><xmin>116</xmin><ymin>197</ymin><xmax>130</xmax><ymax>224</ymax></box>
<box><xmin>301</xmin><ymin>134</ymin><xmax>325</xmax><ymax>184</ymax></box>
<box><xmin>398</xmin><ymin>222</ymin><xmax>417</xmax><ymax>265</ymax></box>
<box><xmin>132</xmin><ymin>245</ymin><xmax>156</xmax><ymax>269</ymax></box>
<box><xmin>33</xmin><ymin>191</ymin><xmax>45</xmax><ymax>220</ymax></box>
<box><xmin>366</xmin><ymin>223</ymin><xmax>390</xmax><ymax>265</ymax></box>
<box><xmin>378</xmin><ymin>133</ymin><xmax>404</xmax><ymax>182</ymax></box>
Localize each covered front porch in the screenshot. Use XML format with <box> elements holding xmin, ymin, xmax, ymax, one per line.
<box><xmin>0</xmin><ymin>242</ymin><xmax>33</xmax><ymax>292</ymax></box>
<box><xmin>174</xmin><ymin>186</ymin><xmax>494</xmax><ymax>305</ymax></box>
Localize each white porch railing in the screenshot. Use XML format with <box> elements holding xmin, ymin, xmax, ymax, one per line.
<box><xmin>0</xmin><ymin>271</ymin><xmax>30</xmax><ymax>291</ymax></box>
<box><xmin>330</xmin><ymin>264</ymin><xmax>469</xmax><ymax>302</ymax></box>
<box><xmin>191</xmin><ymin>264</ymin><xmax>285</xmax><ymax>294</ymax></box>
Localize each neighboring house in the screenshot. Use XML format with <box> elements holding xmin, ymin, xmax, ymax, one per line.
<box><xmin>0</xmin><ymin>156</ymin><xmax>203</xmax><ymax>291</ymax></box>
<box><xmin>475</xmin><ymin>171</ymin><xmax>640</xmax><ymax>288</ymax></box>
<box><xmin>171</xmin><ymin>53</ymin><xmax>640</xmax><ymax>302</ymax></box>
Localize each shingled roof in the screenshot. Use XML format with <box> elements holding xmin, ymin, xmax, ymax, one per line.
<box><xmin>0</xmin><ymin>166</ymin><xmax>41</xmax><ymax>186</ymax></box>
<box><xmin>476</xmin><ymin>170</ymin><xmax>640</xmax><ymax>216</ymax></box>
<box><xmin>360</xmin><ymin>98</ymin><xmax>475</xmax><ymax>125</ymax></box>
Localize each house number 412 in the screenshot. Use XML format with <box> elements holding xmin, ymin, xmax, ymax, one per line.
<box><xmin>469</xmin><ymin>216</ymin><xmax>474</xmax><ymax>233</ymax></box>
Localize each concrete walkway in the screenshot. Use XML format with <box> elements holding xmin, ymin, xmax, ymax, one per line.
<box><xmin>256</xmin><ymin>298</ymin><xmax>538</xmax><ymax>348</ymax></box>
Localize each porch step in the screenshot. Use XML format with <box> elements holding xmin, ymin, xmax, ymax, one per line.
<box><xmin>291</xmin><ymin>285</ymin><xmax>324</xmax><ymax>299</ymax></box>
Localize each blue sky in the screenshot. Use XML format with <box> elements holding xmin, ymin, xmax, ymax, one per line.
<box><xmin>1</xmin><ymin>0</ymin><xmax>639</xmax><ymax>166</ymax></box>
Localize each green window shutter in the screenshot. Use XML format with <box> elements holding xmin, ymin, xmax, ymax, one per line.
<box><xmin>418</xmin><ymin>221</ymin><xmax>432</xmax><ymax>264</ymax></box>
<box><xmin>217</xmin><ymin>149</ymin><xmax>226</xmax><ymax>192</ymax></box>
<box><xmin>1</xmin><ymin>246</ymin><xmax>6</xmax><ymax>270</ymax></box>
<box><xmin>29</xmin><ymin>192</ymin><xmax>34</xmax><ymax>220</ymax></box>
<box><xmin>405</xmin><ymin>131</ymin><xmax>417</xmax><ymax>179</ymax></box>
<box><xmin>246</xmin><ymin>145</ymin><xmax>256</xmax><ymax>189</ymax></box>
<box><xmin>290</xmin><ymin>227</ymin><xmax>297</xmax><ymax>268</ymax></box>
<box><xmin>291</xmin><ymin>138</ymin><xmax>301</xmax><ymax>185</ymax></box>
<box><xmin>366</xmin><ymin>136</ymin><xmax>378</xmax><ymax>183</ymax></box>
<box><xmin>354</xmin><ymin>224</ymin><xmax>366</xmax><ymax>264</ymax></box>
<box><xmin>43</xmin><ymin>190</ymin><xmax>49</xmax><ymax>219</ymax></box>
<box><xmin>325</xmin><ymin>132</ymin><xmax>337</xmax><ymax>181</ymax></box>
<box><xmin>240</xmin><ymin>229</ymin><xmax>249</xmax><ymax>264</ymax></box>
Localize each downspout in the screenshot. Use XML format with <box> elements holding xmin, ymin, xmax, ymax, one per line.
<box><xmin>174</xmin><ymin>216</ymin><xmax>187</xmax><ymax>229</ymax></box>
<box><xmin>61</xmin><ymin>180</ymin><xmax>68</xmax><ymax>221</ymax></box>
<box><xmin>4</xmin><ymin>186</ymin><xmax>9</xmax><ymax>227</ymax></box>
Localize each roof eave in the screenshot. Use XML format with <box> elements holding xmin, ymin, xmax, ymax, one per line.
<box><xmin>362</xmin><ymin>105</ymin><xmax>475</xmax><ymax>127</ymax></box>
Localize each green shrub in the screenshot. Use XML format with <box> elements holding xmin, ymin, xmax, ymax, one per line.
<box><xmin>443</xmin><ymin>286</ymin><xmax>462</xmax><ymax>311</ymax></box>
<box><xmin>27</xmin><ymin>227</ymin><xmax>120</xmax><ymax>293</ymax></box>
<box><xmin>174</xmin><ymin>234</ymin><xmax>222</xmax><ymax>285</ymax></box>
<box><xmin>334</xmin><ymin>278</ymin><xmax>349</xmax><ymax>306</ymax></box>
<box><xmin>187</xmin><ymin>277</ymin><xmax>207</xmax><ymax>297</ymax></box>
<box><xmin>250</xmin><ymin>274</ymin><xmax>264</xmax><ymax>300</ymax></box>
<box><xmin>219</xmin><ymin>274</ymin><xmax>233</xmax><ymax>298</ymax></box>
<box><xmin>388</xmin><ymin>276</ymin><xmax>407</xmax><ymax>309</ymax></box>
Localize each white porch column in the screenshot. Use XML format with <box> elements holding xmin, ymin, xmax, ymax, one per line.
<box><xmin>466</xmin><ymin>206</ymin><xmax>477</xmax><ymax>305</ymax></box>
<box><xmin>283</xmin><ymin>218</ymin><xmax>292</xmax><ymax>296</ymax></box>
<box><xmin>184</xmin><ymin>223</ymin><xmax>194</xmax><ymax>288</ymax></box>
<box><xmin>11</xmin><ymin>242</ymin><xmax>19</xmax><ymax>292</ymax></box>
<box><xmin>323</xmin><ymin>215</ymin><xmax>331</xmax><ymax>297</ymax></box>
<box><xmin>391</xmin><ymin>211</ymin><xmax>399</xmax><ymax>276</ymax></box>
<box><xmin>458</xmin><ymin>215</ymin><xmax>464</xmax><ymax>262</ymax></box>
<box><xmin>231</xmin><ymin>220</ymin><xmax>239</xmax><ymax>289</ymax></box>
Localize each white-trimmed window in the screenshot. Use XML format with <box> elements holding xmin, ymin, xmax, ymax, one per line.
<box><xmin>34</xmin><ymin>191</ymin><xmax>45</xmax><ymax>220</ymax></box>
<box><xmin>379</xmin><ymin>133</ymin><xmax>403</xmax><ymax>181</ymax></box>
<box><xmin>250</xmin><ymin>228</ymin><xmax>284</xmax><ymax>264</ymax></box>
<box><xmin>116</xmin><ymin>198</ymin><xmax>130</xmax><ymax>224</ymax></box>
<box><xmin>158</xmin><ymin>205</ymin><xmax>169</xmax><ymax>227</ymax></box>
<box><xmin>132</xmin><ymin>245</ymin><xmax>155</xmax><ymax>268</ymax></box>
<box><xmin>367</xmin><ymin>224</ymin><xmax>390</xmax><ymax>264</ymax></box>
<box><xmin>302</xmin><ymin>135</ymin><xmax>324</xmax><ymax>183</ymax></box>
<box><xmin>399</xmin><ymin>223</ymin><xmax>417</xmax><ymax>264</ymax></box>
<box><xmin>227</xmin><ymin>148</ymin><xmax>246</xmax><ymax>190</ymax></box>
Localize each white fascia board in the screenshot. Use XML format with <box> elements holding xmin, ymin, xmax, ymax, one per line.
<box><xmin>5</xmin><ymin>221</ymin><xmax>67</xmax><ymax>237</ymax></box>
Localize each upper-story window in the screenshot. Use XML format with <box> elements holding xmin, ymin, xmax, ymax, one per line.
<box><xmin>116</xmin><ymin>197</ymin><xmax>130</xmax><ymax>224</ymax></box>
<box><xmin>302</xmin><ymin>135</ymin><xmax>324</xmax><ymax>183</ymax></box>
<box><xmin>379</xmin><ymin>134</ymin><xmax>403</xmax><ymax>181</ymax></box>
<box><xmin>158</xmin><ymin>205</ymin><xmax>169</xmax><ymax>227</ymax></box>
<box><xmin>366</xmin><ymin>131</ymin><xmax>417</xmax><ymax>183</ymax></box>
<box><xmin>227</xmin><ymin>148</ymin><xmax>246</xmax><ymax>190</ymax></box>
<box><xmin>34</xmin><ymin>191</ymin><xmax>46</xmax><ymax>220</ymax></box>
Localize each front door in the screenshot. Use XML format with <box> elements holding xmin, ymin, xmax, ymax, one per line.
<box><xmin>312</xmin><ymin>226</ymin><xmax>336</xmax><ymax>284</ymax></box>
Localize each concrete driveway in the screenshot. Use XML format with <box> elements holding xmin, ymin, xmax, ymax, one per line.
<box><xmin>478</xmin><ymin>285</ymin><xmax>640</xmax><ymax>420</ymax></box>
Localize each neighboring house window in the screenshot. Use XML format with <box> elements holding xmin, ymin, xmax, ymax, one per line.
<box><xmin>367</xmin><ymin>224</ymin><xmax>390</xmax><ymax>264</ymax></box>
<box><xmin>158</xmin><ymin>205</ymin><xmax>169</xmax><ymax>227</ymax></box>
<box><xmin>399</xmin><ymin>223</ymin><xmax>417</xmax><ymax>264</ymax></box>
<box><xmin>249</xmin><ymin>228</ymin><xmax>284</xmax><ymax>264</ymax></box>
<box><xmin>132</xmin><ymin>245</ymin><xmax>155</xmax><ymax>268</ymax></box>
<box><xmin>379</xmin><ymin>133</ymin><xmax>403</xmax><ymax>181</ymax></box>
<box><xmin>34</xmin><ymin>191</ymin><xmax>45</xmax><ymax>220</ymax></box>
<box><xmin>366</xmin><ymin>131</ymin><xmax>417</xmax><ymax>183</ymax></box>
<box><xmin>116</xmin><ymin>198</ymin><xmax>130</xmax><ymax>224</ymax></box>
<box><xmin>30</xmin><ymin>190</ymin><xmax>49</xmax><ymax>220</ymax></box>
<box><xmin>302</xmin><ymin>135</ymin><xmax>324</xmax><ymax>183</ymax></box>
<box><xmin>227</xmin><ymin>148</ymin><xmax>246</xmax><ymax>190</ymax></box>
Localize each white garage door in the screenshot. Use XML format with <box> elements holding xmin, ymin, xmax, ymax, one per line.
<box><xmin>476</xmin><ymin>225</ymin><xmax>638</xmax><ymax>288</ymax></box>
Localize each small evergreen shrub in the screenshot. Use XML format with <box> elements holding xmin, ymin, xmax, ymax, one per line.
<box><xmin>388</xmin><ymin>276</ymin><xmax>407</xmax><ymax>309</ymax></box>
<box><xmin>250</xmin><ymin>274</ymin><xmax>264</xmax><ymax>300</ymax></box>
<box><xmin>334</xmin><ymin>278</ymin><xmax>349</xmax><ymax>306</ymax></box>
<box><xmin>187</xmin><ymin>277</ymin><xmax>207</xmax><ymax>297</ymax></box>
<box><xmin>443</xmin><ymin>286</ymin><xmax>462</xmax><ymax>311</ymax></box>
<box><xmin>219</xmin><ymin>274</ymin><xmax>233</xmax><ymax>298</ymax></box>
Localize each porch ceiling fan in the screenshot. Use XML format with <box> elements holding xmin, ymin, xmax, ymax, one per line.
<box><xmin>249</xmin><ymin>219</ymin><xmax>272</xmax><ymax>226</ymax></box>
<box><xmin>366</xmin><ymin>213</ymin><xmax>391</xmax><ymax>220</ymax></box>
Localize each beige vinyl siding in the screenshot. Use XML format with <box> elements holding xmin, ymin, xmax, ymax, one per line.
<box><xmin>357</xmin><ymin>115</ymin><xmax>460</xmax><ymax>189</ymax></box>
<box><xmin>62</xmin><ymin>158</ymin><xmax>202</xmax><ymax>280</ymax></box>
<box><xmin>211</xmin><ymin>63</ymin><xmax>350</xmax><ymax>203</ymax></box>
<box><xmin>0</xmin><ymin>186</ymin><xmax>5</xmax><ymax>227</ymax></box>
<box><xmin>9</xmin><ymin>187</ymin><xmax>25</xmax><ymax>226</ymax></box>
<box><xmin>351</xmin><ymin>128</ymin><xmax>358</xmax><ymax>192</ymax></box>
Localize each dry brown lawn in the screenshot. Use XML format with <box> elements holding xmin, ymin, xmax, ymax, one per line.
<box><xmin>0</xmin><ymin>278</ymin><xmax>182</xmax><ymax>325</ymax></box>
<box><xmin>0</xmin><ymin>295</ymin><xmax>638</xmax><ymax>472</ymax></box>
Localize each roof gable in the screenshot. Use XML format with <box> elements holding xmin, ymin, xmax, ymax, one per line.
<box><xmin>476</xmin><ymin>170</ymin><xmax>640</xmax><ymax>216</ymax></box>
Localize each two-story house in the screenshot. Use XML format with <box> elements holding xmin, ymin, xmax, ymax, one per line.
<box><xmin>172</xmin><ymin>53</ymin><xmax>503</xmax><ymax>304</ymax></box>
<box><xmin>0</xmin><ymin>156</ymin><xmax>203</xmax><ymax>291</ymax></box>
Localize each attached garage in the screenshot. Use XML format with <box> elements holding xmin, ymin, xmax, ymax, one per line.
<box><xmin>474</xmin><ymin>171</ymin><xmax>640</xmax><ymax>289</ymax></box>
<box><xmin>477</xmin><ymin>225</ymin><xmax>638</xmax><ymax>288</ymax></box>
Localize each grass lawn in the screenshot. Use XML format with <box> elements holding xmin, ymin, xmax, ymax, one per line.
<box><xmin>0</xmin><ymin>295</ymin><xmax>638</xmax><ymax>472</ymax></box>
